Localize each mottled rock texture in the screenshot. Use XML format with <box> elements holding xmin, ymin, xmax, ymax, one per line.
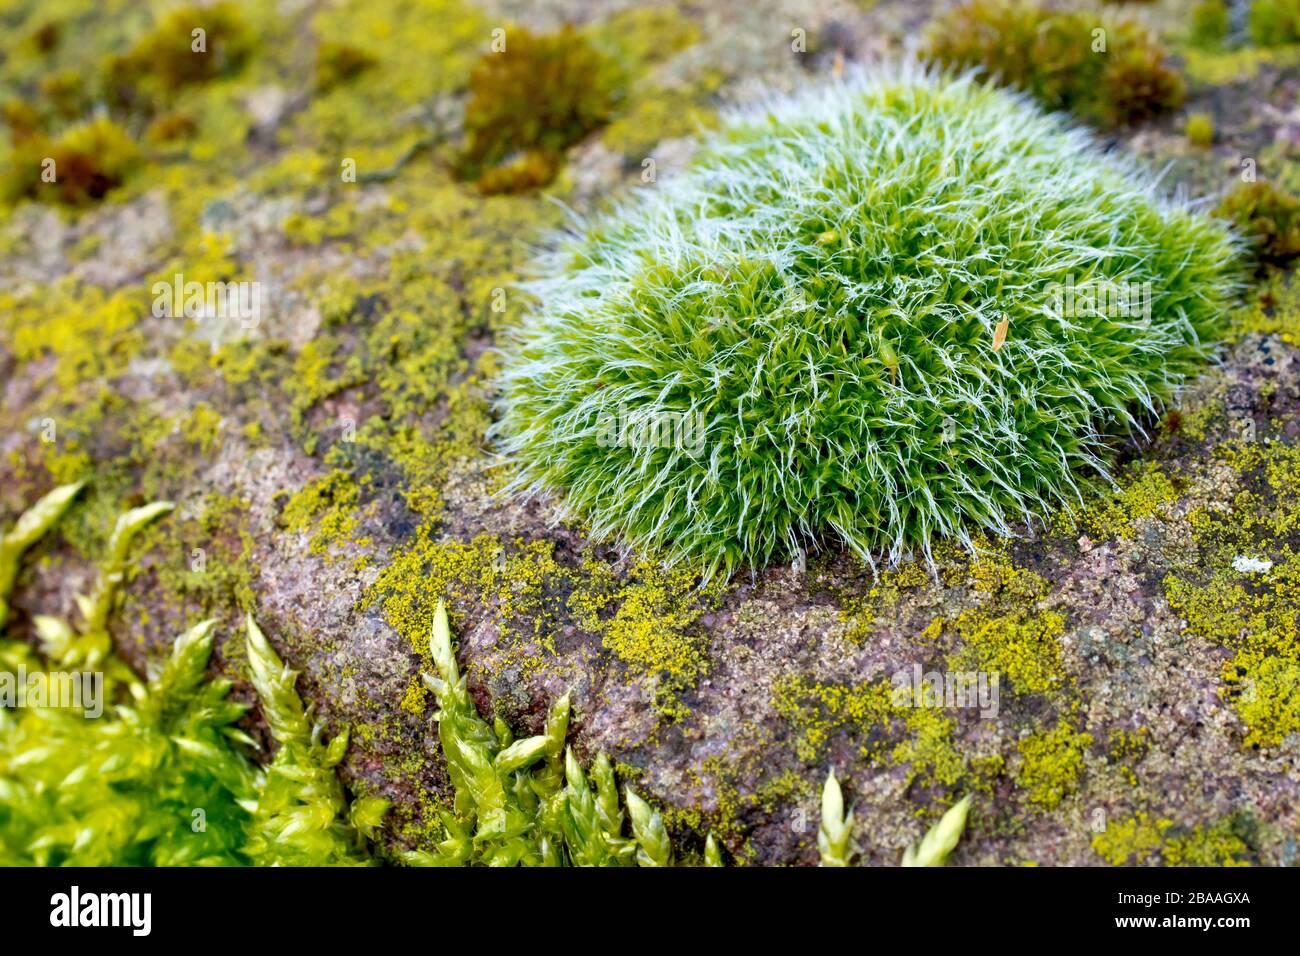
<box><xmin>2</xmin><ymin>0</ymin><xmax>1299</xmax><ymax>864</ymax></box>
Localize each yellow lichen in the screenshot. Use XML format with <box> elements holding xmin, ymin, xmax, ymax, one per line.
<box><xmin>1062</xmin><ymin>463</ymin><xmax>1181</xmax><ymax>542</ymax></box>
<box><xmin>771</xmin><ymin>675</ymin><xmax>974</xmax><ymax>791</ymax></box>
<box><xmin>948</xmin><ymin>608</ymin><xmax>1066</xmax><ymax>696</ymax></box>
<box><xmin>1093</xmin><ymin>811</ymin><xmax>1253</xmax><ymax>865</ymax></box>
<box><xmin>570</xmin><ymin>559</ymin><xmax>723</xmax><ymax>720</ymax></box>
<box><xmin>1092</xmin><ymin>811</ymin><xmax>1171</xmax><ymax>865</ymax></box>
<box><xmin>278</xmin><ymin>469</ymin><xmax>369</xmax><ymax>561</ymax></box>
<box><xmin>1014</xmin><ymin>718</ymin><xmax>1092</xmax><ymax>809</ymax></box>
<box><xmin>1164</xmin><ymin>441</ymin><xmax>1300</xmax><ymax>748</ymax></box>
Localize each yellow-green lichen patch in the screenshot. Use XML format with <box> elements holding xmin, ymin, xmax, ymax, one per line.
<box><xmin>1106</xmin><ymin>727</ymin><xmax>1152</xmax><ymax>787</ymax></box>
<box><xmin>180</xmin><ymin>401</ymin><xmax>224</xmax><ymax>455</ymax></box>
<box><xmin>1014</xmin><ymin>718</ymin><xmax>1093</xmax><ymax>810</ymax></box>
<box><xmin>1161</xmin><ymin>817</ymin><xmax>1255</xmax><ymax>866</ymax></box>
<box><xmin>1092</xmin><ymin>811</ymin><xmax>1255</xmax><ymax>865</ymax></box>
<box><xmin>947</xmin><ymin>608</ymin><xmax>1067</xmax><ymax>696</ymax></box>
<box><xmin>362</xmin><ymin>531</ymin><xmax>622</xmax><ymax>665</ymax></box>
<box><xmin>1164</xmin><ymin>440</ymin><xmax>1300</xmax><ymax>748</ymax></box>
<box><xmin>284</xmin><ymin>335</ymin><xmax>366</xmax><ymax>454</ymax></box>
<box><xmin>1091</xmin><ymin>811</ymin><xmax>1172</xmax><ymax>864</ymax></box>
<box><xmin>957</xmin><ymin>544</ymin><xmax>1052</xmax><ymax>602</ymax></box>
<box><xmin>569</xmin><ymin>559</ymin><xmax>724</xmax><ymax>720</ymax></box>
<box><xmin>399</xmin><ymin>675</ymin><xmax>428</xmax><ymax>717</ymax></box>
<box><xmin>837</xmin><ymin>559</ymin><xmax>933</xmax><ymax>643</ymax></box>
<box><xmin>271</xmin><ymin>180</ymin><xmax>558</xmax><ymax>521</ymax></box>
<box><xmin>587</xmin><ymin>6</ymin><xmax>702</xmax><ymax>72</ymax></box>
<box><xmin>933</xmin><ymin>546</ymin><xmax>1070</xmax><ymax>700</ymax></box>
<box><xmin>1058</xmin><ymin>463</ymin><xmax>1181</xmax><ymax>542</ymax></box>
<box><xmin>3</xmin><ymin>281</ymin><xmax>147</xmax><ymax>393</ymax></box>
<box><xmin>278</xmin><ymin>469</ymin><xmax>371</xmax><ymax>563</ymax></box>
<box><xmin>1179</xmin><ymin>43</ymin><xmax>1300</xmax><ymax>86</ymax></box>
<box><xmin>140</xmin><ymin>491</ymin><xmax>260</xmax><ymax>640</ymax></box>
<box><xmin>1227</xmin><ymin>272</ymin><xmax>1300</xmax><ymax>345</ymax></box>
<box><xmin>300</xmin><ymin>0</ymin><xmax>487</xmax><ymax>148</ymax></box>
<box><xmin>771</xmin><ymin>675</ymin><xmax>975</xmax><ymax>792</ymax></box>
<box><xmin>364</xmin><ymin>529</ymin><xmax>723</xmax><ymax>719</ymax></box>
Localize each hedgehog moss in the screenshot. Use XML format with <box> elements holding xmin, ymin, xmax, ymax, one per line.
<box><xmin>495</xmin><ymin>66</ymin><xmax>1242</xmax><ymax>577</ymax></box>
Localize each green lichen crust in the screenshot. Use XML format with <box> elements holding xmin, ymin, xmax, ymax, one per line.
<box><xmin>495</xmin><ymin>65</ymin><xmax>1243</xmax><ymax>577</ymax></box>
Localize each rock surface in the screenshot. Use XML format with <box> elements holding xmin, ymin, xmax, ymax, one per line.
<box><xmin>2</xmin><ymin>0</ymin><xmax>1299</xmax><ymax>865</ymax></box>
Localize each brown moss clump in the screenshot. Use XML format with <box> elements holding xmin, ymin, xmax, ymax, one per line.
<box><xmin>104</xmin><ymin>2</ymin><xmax>255</xmax><ymax>111</ymax></box>
<box><xmin>1215</xmin><ymin>181</ymin><xmax>1300</xmax><ymax>269</ymax></box>
<box><xmin>2</xmin><ymin>99</ymin><xmax>43</xmax><ymax>143</ymax></box>
<box><xmin>315</xmin><ymin>41</ymin><xmax>378</xmax><ymax>92</ymax></box>
<box><xmin>4</xmin><ymin>116</ymin><xmax>140</xmax><ymax>206</ymax></box>
<box><xmin>145</xmin><ymin>112</ymin><xmax>198</xmax><ymax>145</ymax></box>
<box><xmin>475</xmin><ymin>150</ymin><xmax>559</xmax><ymax>196</ymax></box>
<box><xmin>461</xmin><ymin>24</ymin><xmax>624</xmax><ymax>190</ymax></box>
<box><xmin>922</xmin><ymin>0</ymin><xmax>1184</xmax><ymax>127</ymax></box>
<box><xmin>30</xmin><ymin>20</ymin><xmax>62</xmax><ymax>54</ymax></box>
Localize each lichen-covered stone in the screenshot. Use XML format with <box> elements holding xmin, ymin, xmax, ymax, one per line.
<box><xmin>3</xmin><ymin>0</ymin><xmax>1299</xmax><ymax>866</ymax></box>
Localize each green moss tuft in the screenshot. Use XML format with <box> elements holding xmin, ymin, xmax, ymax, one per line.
<box><xmin>1250</xmin><ymin>0</ymin><xmax>1300</xmax><ymax>46</ymax></box>
<box><xmin>0</xmin><ymin>486</ymin><xmax>384</xmax><ymax>865</ymax></box>
<box><xmin>1184</xmin><ymin>112</ymin><xmax>1215</xmax><ymax>147</ymax></box>
<box><xmin>496</xmin><ymin>67</ymin><xmax>1241</xmax><ymax>576</ymax></box>
<box><xmin>1189</xmin><ymin>0</ymin><xmax>1230</xmax><ymax>49</ymax></box>
<box><xmin>403</xmin><ymin>601</ymin><xmax>718</xmax><ymax>866</ymax></box>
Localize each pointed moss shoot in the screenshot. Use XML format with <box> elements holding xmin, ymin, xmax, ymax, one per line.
<box><xmin>818</xmin><ymin>769</ymin><xmax>855</xmax><ymax>866</ymax></box>
<box><xmin>495</xmin><ymin>65</ymin><xmax>1242</xmax><ymax>577</ymax></box>
<box><xmin>902</xmin><ymin>794</ymin><xmax>972</xmax><ymax>867</ymax></box>
<box><xmin>0</xmin><ymin>481</ymin><xmax>83</xmax><ymax>628</ymax></box>
<box><xmin>408</xmin><ymin>600</ymin><xmax>718</xmax><ymax>866</ymax></box>
<box><xmin>0</xmin><ymin>487</ymin><xmax>383</xmax><ymax>866</ymax></box>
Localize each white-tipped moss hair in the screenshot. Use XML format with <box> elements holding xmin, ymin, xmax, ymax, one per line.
<box><xmin>494</xmin><ymin>62</ymin><xmax>1242</xmax><ymax>578</ymax></box>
